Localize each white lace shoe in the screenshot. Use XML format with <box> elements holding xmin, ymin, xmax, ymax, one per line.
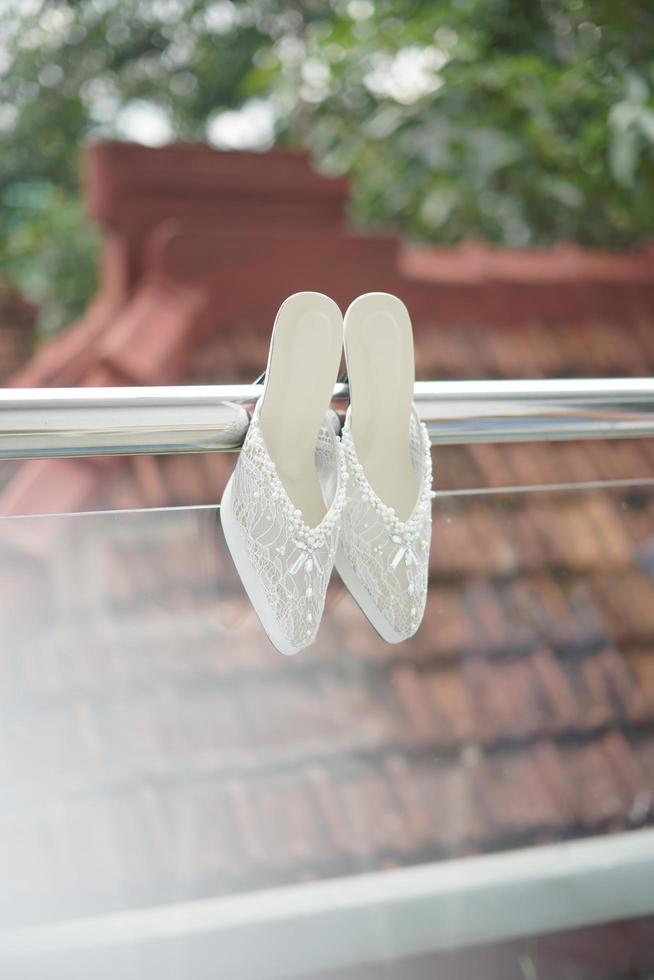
<box><xmin>220</xmin><ymin>293</ymin><xmax>345</xmax><ymax>656</ymax></box>
<box><xmin>335</xmin><ymin>293</ymin><xmax>433</xmax><ymax>643</ymax></box>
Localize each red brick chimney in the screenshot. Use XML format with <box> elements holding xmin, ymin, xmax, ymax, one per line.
<box><xmin>84</xmin><ymin>141</ymin><xmax>350</xmax><ymax>314</ymax></box>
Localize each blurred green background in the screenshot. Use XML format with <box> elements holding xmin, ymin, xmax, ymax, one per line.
<box><xmin>2</xmin><ymin>0</ymin><xmax>654</xmax><ymax>334</ymax></box>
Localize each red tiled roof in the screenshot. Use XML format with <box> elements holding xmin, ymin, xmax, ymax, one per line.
<box><xmin>1</xmin><ymin>144</ymin><xmax>654</xmax><ymax>940</ymax></box>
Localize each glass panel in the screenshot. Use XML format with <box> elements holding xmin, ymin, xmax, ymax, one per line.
<box><xmin>2</xmin><ymin>478</ymin><xmax>654</xmax><ymax>976</ymax></box>
<box><xmin>4</xmin><ymin>438</ymin><xmax>654</xmax><ymax>522</ymax></box>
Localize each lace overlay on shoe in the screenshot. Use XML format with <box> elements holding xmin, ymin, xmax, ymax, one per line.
<box><xmin>230</xmin><ymin>414</ymin><xmax>347</xmax><ymax>648</ymax></box>
<box><xmin>340</xmin><ymin>410</ymin><xmax>433</xmax><ymax>639</ymax></box>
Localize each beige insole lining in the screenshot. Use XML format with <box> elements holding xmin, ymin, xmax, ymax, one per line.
<box><xmin>345</xmin><ymin>293</ymin><xmax>419</xmax><ymax>522</ymax></box>
<box><xmin>259</xmin><ymin>292</ymin><xmax>343</xmax><ymax>528</ymax></box>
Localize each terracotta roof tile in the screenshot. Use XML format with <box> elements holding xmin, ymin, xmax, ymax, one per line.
<box><xmin>198</xmin><ymin>451</ymin><xmax>233</xmax><ymax>499</ymax></box>
<box><xmin>529</xmin><ymin>648</ymin><xmax>581</xmax><ymax>729</ymax></box>
<box><xmin>423</xmin><ymin>668</ymin><xmax>479</xmax><ymax>745</ymax></box>
<box><xmin>601</xmin><ymin>730</ymin><xmax>651</xmax><ymax>817</ymax></box>
<box><xmin>464</xmin><ymin>657</ymin><xmax>539</xmax><ymax>742</ymax></box>
<box><xmin>500</xmin><ymin>506</ymin><xmax>548</xmax><ymax>571</ymax></box>
<box><xmin>634</xmin><ymin>734</ymin><xmax>654</xmax><ymax>794</ymax></box>
<box><xmin>594</xmin><ymin>571</ymin><xmax>654</xmax><ymax>642</ymax></box>
<box><xmin>418</xmin><ymin>587</ymin><xmax>470</xmax><ymax>659</ymax></box>
<box><xmin>564</xmin><ymin>738</ymin><xmax>632</xmax><ymax>828</ymax></box>
<box><xmin>500</xmin><ymin>444</ymin><xmax>556</xmax><ymax>486</ymax></box>
<box><xmin>130</xmin><ymin>455</ymin><xmax>169</xmax><ymax>508</ymax></box>
<box><xmin>583</xmin><ymin>494</ymin><xmax>633</xmax><ymax>565</ymax></box>
<box><xmin>503</xmin><ymin>577</ymin><xmax>600</xmax><ymax>651</ymax></box>
<box><xmin>481</xmin><ymin>749</ymin><xmax>565</xmax><ymax>835</ymax></box>
<box><xmin>574</xmin><ymin>656</ymin><xmax>618</xmax><ymax>729</ymax></box>
<box><xmin>627</xmin><ymin>650</ymin><xmax>654</xmax><ymax>705</ymax></box>
<box><xmin>416</xmin><ymin>755</ymin><xmax>489</xmax><ymax>848</ymax></box>
<box><xmin>527</xmin><ymin>742</ymin><xmax>577</xmax><ymax>824</ymax></box>
<box><xmin>157</xmin><ymin>453</ymin><xmax>219</xmax><ymax>506</ymax></box>
<box><xmin>471</xmin><ymin>507</ymin><xmax>520</xmax><ymax>576</ymax></box>
<box><xmin>431</xmin><ymin>445</ymin><xmax>483</xmax><ymax>491</ymax></box>
<box><xmin>104</xmin><ymin>465</ymin><xmax>149</xmax><ymax>510</ymax></box>
<box><xmin>391</xmin><ymin>665</ymin><xmax>446</xmax><ymax>745</ymax></box>
<box><xmin>598</xmin><ymin>646</ymin><xmax>652</xmax><ymax>722</ymax></box>
<box><xmin>466</xmin><ymin>443</ymin><xmax>511</xmax><ymax>489</ymax></box>
<box><xmin>429</xmin><ymin>505</ymin><xmax>486</xmax><ymax>577</ymax></box>
<box><xmin>338</xmin><ymin>764</ymin><xmax>414</xmax><ymax>860</ymax></box>
<box><xmin>553</xmin><ymin>442</ymin><xmax>602</xmax><ymax>485</ymax></box>
<box><xmin>383</xmin><ymin>754</ymin><xmax>438</xmax><ymax>852</ymax></box>
<box><xmin>413</xmin><ymin>324</ymin><xmax>485</xmax><ymax>380</ymax></box>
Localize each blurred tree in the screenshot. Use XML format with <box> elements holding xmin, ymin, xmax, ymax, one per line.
<box><xmin>1</xmin><ymin>0</ymin><xmax>653</xmax><ymax>333</ymax></box>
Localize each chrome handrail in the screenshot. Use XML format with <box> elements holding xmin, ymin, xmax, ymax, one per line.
<box><xmin>1</xmin><ymin>378</ymin><xmax>654</xmax><ymax>459</ymax></box>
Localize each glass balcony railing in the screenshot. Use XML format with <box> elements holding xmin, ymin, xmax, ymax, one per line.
<box><xmin>1</xmin><ymin>381</ymin><xmax>654</xmax><ymax>979</ymax></box>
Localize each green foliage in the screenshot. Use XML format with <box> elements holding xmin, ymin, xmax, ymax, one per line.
<box><xmin>299</xmin><ymin>0</ymin><xmax>654</xmax><ymax>247</ymax></box>
<box><xmin>2</xmin><ymin>183</ymin><xmax>99</xmax><ymax>335</ymax></box>
<box><xmin>1</xmin><ymin>0</ymin><xmax>653</xmax><ymax>333</ymax></box>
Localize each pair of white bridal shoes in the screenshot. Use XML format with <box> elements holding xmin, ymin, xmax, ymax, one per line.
<box><xmin>220</xmin><ymin>292</ymin><xmax>433</xmax><ymax>656</ymax></box>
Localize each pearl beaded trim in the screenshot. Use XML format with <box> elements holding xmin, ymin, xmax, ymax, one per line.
<box><xmin>245</xmin><ymin>414</ymin><xmax>349</xmax><ymax>551</ymax></box>
<box><xmin>340</xmin><ymin>414</ymin><xmax>433</xmax><ymax>538</ymax></box>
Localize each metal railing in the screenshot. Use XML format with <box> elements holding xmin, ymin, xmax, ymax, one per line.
<box><xmin>2</xmin><ymin>378</ymin><xmax>654</xmax><ymax>459</ymax></box>
<box><xmin>2</xmin><ymin>829</ymin><xmax>654</xmax><ymax>978</ymax></box>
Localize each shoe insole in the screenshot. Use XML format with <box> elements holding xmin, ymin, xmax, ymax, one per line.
<box><xmin>259</xmin><ymin>292</ymin><xmax>343</xmax><ymax>528</ymax></box>
<box><xmin>345</xmin><ymin>292</ymin><xmax>419</xmax><ymax>522</ymax></box>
